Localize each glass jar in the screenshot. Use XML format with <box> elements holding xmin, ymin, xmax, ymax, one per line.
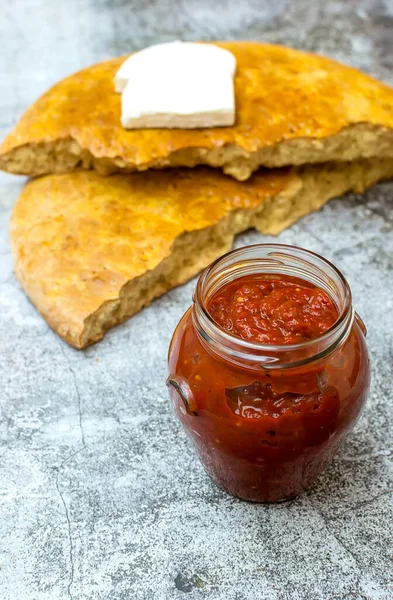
<box><xmin>167</xmin><ymin>244</ymin><xmax>370</xmax><ymax>502</ymax></box>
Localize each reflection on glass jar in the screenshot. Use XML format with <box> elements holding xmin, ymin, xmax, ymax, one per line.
<box><xmin>167</xmin><ymin>244</ymin><xmax>370</xmax><ymax>503</ymax></box>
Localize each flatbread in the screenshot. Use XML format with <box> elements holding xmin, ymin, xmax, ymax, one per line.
<box><xmin>10</xmin><ymin>159</ymin><xmax>393</xmax><ymax>348</ymax></box>
<box><xmin>2</xmin><ymin>42</ymin><xmax>393</xmax><ymax>180</ymax></box>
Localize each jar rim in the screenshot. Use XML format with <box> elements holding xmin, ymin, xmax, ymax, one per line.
<box><xmin>193</xmin><ymin>243</ymin><xmax>354</xmax><ymax>368</ymax></box>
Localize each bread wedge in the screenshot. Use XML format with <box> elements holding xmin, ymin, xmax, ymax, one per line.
<box><xmin>10</xmin><ymin>159</ymin><xmax>393</xmax><ymax>348</ymax></box>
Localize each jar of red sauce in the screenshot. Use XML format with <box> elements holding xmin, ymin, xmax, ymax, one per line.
<box><xmin>167</xmin><ymin>245</ymin><xmax>370</xmax><ymax>502</ymax></box>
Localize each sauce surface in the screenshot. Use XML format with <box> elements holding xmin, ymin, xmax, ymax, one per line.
<box><xmin>207</xmin><ymin>274</ymin><xmax>339</xmax><ymax>344</ymax></box>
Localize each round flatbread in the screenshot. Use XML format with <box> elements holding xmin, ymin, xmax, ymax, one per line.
<box><xmin>2</xmin><ymin>42</ymin><xmax>393</xmax><ymax>180</ymax></box>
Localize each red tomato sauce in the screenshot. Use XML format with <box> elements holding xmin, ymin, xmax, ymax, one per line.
<box><xmin>168</xmin><ymin>273</ymin><xmax>369</xmax><ymax>502</ymax></box>
<box><xmin>207</xmin><ymin>274</ymin><xmax>339</xmax><ymax>344</ymax></box>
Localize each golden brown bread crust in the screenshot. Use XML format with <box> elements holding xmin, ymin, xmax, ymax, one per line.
<box><xmin>2</xmin><ymin>42</ymin><xmax>393</xmax><ymax>180</ymax></box>
<box><xmin>10</xmin><ymin>159</ymin><xmax>393</xmax><ymax>348</ymax></box>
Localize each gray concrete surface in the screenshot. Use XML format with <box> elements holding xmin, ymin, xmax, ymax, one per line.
<box><xmin>0</xmin><ymin>1</ymin><xmax>392</xmax><ymax>598</ymax></box>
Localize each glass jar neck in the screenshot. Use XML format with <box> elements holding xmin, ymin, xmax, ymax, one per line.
<box><xmin>192</xmin><ymin>244</ymin><xmax>354</xmax><ymax>370</ymax></box>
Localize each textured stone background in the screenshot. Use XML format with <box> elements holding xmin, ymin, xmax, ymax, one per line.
<box><xmin>0</xmin><ymin>1</ymin><xmax>392</xmax><ymax>599</ymax></box>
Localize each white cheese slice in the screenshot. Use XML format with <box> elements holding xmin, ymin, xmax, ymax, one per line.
<box><xmin>115</xmin><ymin>41</ymin><xmax>237</xmax><ymax>129</ymax></box>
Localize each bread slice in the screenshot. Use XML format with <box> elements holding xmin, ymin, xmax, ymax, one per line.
<box><xmin>2</xmin><ymin>42</ymin><xmax>393</xmax><ymax>181</ymax></box>
<box><xmin>10</xmin><ymin>159</ymin><xmax>393</xmax><ymax>348</ymax></box>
